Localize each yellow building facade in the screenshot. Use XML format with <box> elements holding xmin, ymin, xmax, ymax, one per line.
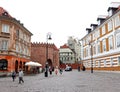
<box><xmin>81</xmin><ymin>3</ymin><xmax>120</xmax><ymax>71</ymax></box>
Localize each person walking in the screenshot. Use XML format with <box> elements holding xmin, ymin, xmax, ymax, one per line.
<box><xmin>59</xmin><ymin>68</ymin><xmax>63</xmax><ymax>75</ymax></box>
<box><xmin>18</xmin><ymin>69</ymin><xmax>24</xmax><ymax>84</ymax></box>
<box><xmin>78</xmin><ymin>66</ymin><xmax>80</xmax><ymax>72</ymax></box>
<box><xmin>49</xmin><ymin>66</ymin><xmax>52</xmax><ymax>75</ymax></box>
<box><xmin>11</xmin><ymin>71</ymin><xmax>16</xmax><ymax>82</ymax></box>
<box><xmin>55</xmin><ymin>66</ymin><xmax>58</xmax><ymax>75</ymax></box>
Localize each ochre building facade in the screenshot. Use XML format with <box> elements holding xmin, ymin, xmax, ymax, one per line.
<box><xmin>0</xmin><ymin>7</ymin><xmax>32</xmax><ymax>73</ymax></box>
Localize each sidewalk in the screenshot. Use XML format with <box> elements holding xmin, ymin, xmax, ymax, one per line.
<box><xmin>0</xmin><ymin>72</ymin><xmax>8</xmax><ymax>77</ymax></box>
<box><xmin>94</xmin><ymin>70</ymin><xmax>120</xmax><ymax>73</ymax></box>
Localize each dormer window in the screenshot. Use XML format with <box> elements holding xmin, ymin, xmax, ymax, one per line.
<box><xmin>97</xmin><ymin>16</ymin><xmax>106</xmax><ymax>25</ymax></box>
<box><xmin>2</xmin><ymin>12</ymin><xmax>8</xmax><ymax>16</ymax></box>
<box><xmin>107</xmin><ymin>7</ymin><xmax>118</xmax><ymax>16</ymax></box>
<box><xmin>90</xmin><ymin>24</ymin><xmax>98</xmax><ymax>31</ymax></box>
<box><xmin>108</xmin><ymin>8</ymin><xmax>113</xmax><ymax>16</ymax></box>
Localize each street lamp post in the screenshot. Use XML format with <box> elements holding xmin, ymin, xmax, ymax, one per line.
<box><xmin>89</xmin><ymin>42</ymin><xmax>93</xmax><ymax>73</ymax></box>
<box><xmin>44</xmin><ymin>32</ymin><xmax>52</xmax><ymax>77</ymax></box>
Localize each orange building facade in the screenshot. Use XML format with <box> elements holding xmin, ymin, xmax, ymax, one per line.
<box><xmin>31</xmin><ymin>42</ymin><xmax>59</xmax><ymax>69</ymax></box>
<box><xmin>0</xmin><ymin>7</ymin><xmax>32</xmax><ymax>73</ymax></box>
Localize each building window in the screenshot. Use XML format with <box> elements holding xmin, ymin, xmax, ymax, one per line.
<box><xmin>108</xmin><ymin>36</ymin><xmax>113</xmax><ymax>50</ymax></box>
<box><xmin>102</xmin><ymin>25</ymin><xmax>106</xmax><ymax>35</ymax></box>
<box><xmin>16</xmin><ymin>29</ymin><xmax>19</xmax><ymax>38</ymax></box>
<box><xmin>1</xmin><ymin>40</ymin><xmax>8</xmax><ymax>50</ymax></box>
<box><xmin>16</xmin><ymin>42</ymin><xmax>19</xmax><ymax>52</ymax></box>
<box><xmin>93</xmin><ymin>44</ymin><xmax>96</xmax><ymax>55</ymax></box>
<box><xmin>118</xmin><ymin>56</ymin><xmax>120</xmax><ymax>65</ymax></box>
<box><xmin>86</xmin><ymin>47</ymin><xmax>89</xmax><ymax>57</ymax></box>
<box><xmin>98</xmin><ymin>60</ymin><xmax>101</xmax><ymax>67</ymax></box>
<box><xmin>93</xmin><ymin>32</ymin><xmax>95</xmax><ymax>40</ymax></box>
<box><xmin>19</xmin><ymin>45</ymin><xmax>21</xmax><ymax>53</ymax></box>
<box><xmin>97</xmin><ymin>41</ymin><xmax>100</xmax><ymax>54</ymax></box>
<box><xmin>116</xmin><ymin>33</ymin><xmax>120</xmax><ymax>48</ymax></box>
<box><xmin>2</xmin><ymin>24</ymin><xmax>10</xmax><ymax>33</ymax></box>
<box><xmin>93</xmin><ymin>60</ymin><xmax>96</xmax><ymax>67</ymax></box>
<box><xmin>96</xmin><ymin>30</ymin><xmax>100</xmax><ymax>38</ymax></box>
<box><xmin>114</xmin><ymin>15</ymin><xmax>120</xmax><ymax>28</ymax></box>
<box><xmin>104</xmin><ymin>60</ymin><xmax>106</xmax><ymax>67</ymax></box>
<box><xmin>110</xmin><ymin>57</ymin><xmax>113</xmax><ymax>66</ymax></box>
<box><xmin>108</xmin><ymin>20</ymin><xmax>113</xmax><ymax>31</ymax></box>
<box><xmin>0</xmin><ymin>59</ymin><xmax>8</xmax><ymax>70</ymax></box>
<box><xmin>102</xmin><ymin>39</ymin><xmax>106</xmax><ymax>52</ymax></box>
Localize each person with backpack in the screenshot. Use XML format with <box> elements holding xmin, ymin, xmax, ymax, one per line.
<box><xmin>12</xmin><ymin>71</ymin><xmax>16</xmax><ymax>82</ymax></box>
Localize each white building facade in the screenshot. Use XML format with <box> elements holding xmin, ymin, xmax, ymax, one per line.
<box><xmin>59</xmin><ymin>44</ymin><xmax>75</xmax><ymax>64</ymax></box>
<box><xmin>67</xmin><ymin>36</ymin><xmax>81</xmax><ymax>62</ymax></box>
<box><xmin>80</xmin><ymin>2</ymin><xmax>120</xmax><ymax>70</ymax></box>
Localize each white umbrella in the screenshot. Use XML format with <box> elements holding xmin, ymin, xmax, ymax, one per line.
<box><xmin>25</xmin><ymin>61</ymin><xmax>36</xmax><ymax>66</ymax></box>
<box><xmin>34</xmin><ymin>62</ymin><xmax>42</xmax><ymax>66</ymax></box>
<box><xmin>25</xmin><ymin>61</ymin><xmax>42</xmax><ymax>66</ymax></box>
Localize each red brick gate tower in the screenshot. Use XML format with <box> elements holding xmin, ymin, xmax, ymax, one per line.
<box><xmin>31</xmin><ymin>42</ymin><xmax>59</xmax><ymax>68</ymax></box>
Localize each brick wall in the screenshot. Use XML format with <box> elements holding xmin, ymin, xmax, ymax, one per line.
<box><xmin>31</xmin><ymin>42</ymin><xmax>59</xmax><ymax>68</ymax></box>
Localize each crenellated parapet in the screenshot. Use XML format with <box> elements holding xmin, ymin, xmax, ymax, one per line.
<box><xmin>31</xmin><ymin>42</ymin><xmax>58</xmax><ymax>49</ymax></box>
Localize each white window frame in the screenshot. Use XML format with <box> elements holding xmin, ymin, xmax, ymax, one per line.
<box><xmin>96</xmin><ymin>30</ymin><xmax>100</xmax><ymax>38</ymax></box>
<box><xmin>104</xmin><ymin>60</ymin><xmax>106</xmax><ymax>67</ymax></box>
<box><xmin>1</xmin><ymin>40</ymin><xmax>8</xmax><ymax>50</ymax></box>
<box><xmin>97</xmin><ymin>41</ymin><xmax>100</xmax><ymax>54</ymax></box>
<box><xmin>93</xmin><ymin>44</ymin><xmax>96</xmax><ymax>55</ymax></box>
<box><xmin>2</xmin><ymin>24</ymin><xmax>10</xmax><ymax>33</ymax></box>
<box><xmin>118</xmin><ymin>56</ymin><xmax>120</xmax><ymax>66</ymax></box>
<box><xmin>86</xmin><ymin>47</ymin><xmax>89</xmax><ymax>57</ymax></box>
<box><xmin>110</xmin><ymin>57</ymin><xmax>113</xmax><ymax>66</ymax></box>
<box><xmin>108</xmin><ymin>20</ymin><xmax>113</xmax><ymax>31</ymax></box>
<box><xmin>16</xmin><ymin>42</ymin><xmax>19</xmax><ymax>52</ymax></box>
<box><xmin>114</xmin><ymin>15</ymin><xmax>120</xmax><ymax>28</ymax></box>
<box><xmin>108</xmin><ymin>36</ymin><xmax>113</xmax><ymax>50</ymax></box>
<box><xmin>102</xmin><ymin>39</ymin><xmax>106</xmax><ymax>52</ymax></box>
<box><xmin>93</xmin><ymin>32</ymin><xmax>95</xmax><ymax>40</ymax></box>
<box><xmin>98</xmin><ymin>60</ymin><xmax>101</xmax><ymax>67</ymax></box>
<box><xmin>116</xmin><ymin>33</ymin><xmax>120</xmax><ymax>48</ymax></box>
<box><xmin>93</xmin><ymin>60</ymin><xmax>96</xmax><ymax>67</ymax></box>
<box><xmin>102</xmin><ymin>25</ymin><xmax>106</xmax><ymax>35</ymax></box>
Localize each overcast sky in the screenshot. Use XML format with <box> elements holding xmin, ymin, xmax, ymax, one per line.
<box><xmin>0</xmin><ymin>0</ymin><xmax>120</xmax><ymax>48</ymax></box>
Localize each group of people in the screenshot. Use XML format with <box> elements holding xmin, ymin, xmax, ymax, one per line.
<box><xmin>77</xmin><ymin>65</ymin><xmax>86</xmax><ymax>71</ymax></box>
<box><xmin>48</xmin><ymin>66</ymin><xmax>63</xmax><ymax>75</ymax></box>
<box><xmin>11</xmin><ymin>69</ymin><xmax>24</xmax><ymax>84</ymax></box>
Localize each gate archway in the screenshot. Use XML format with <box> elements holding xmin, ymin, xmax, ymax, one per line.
<box><xmin>47</xmin><ymin>59</ymin><xmax>52</xmax><ymax>67</ymax></box>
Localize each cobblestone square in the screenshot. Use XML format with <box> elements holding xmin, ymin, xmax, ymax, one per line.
<box><xmin>0</xmin><ymin>70</ymin><xmax>120</xmax><ymax>92</ymax></box>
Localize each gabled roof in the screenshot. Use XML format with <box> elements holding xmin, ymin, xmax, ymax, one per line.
<box><xmin>0</xmin><ymin>7</ymin><xmax>33</xmax><ymax>35</ymax></box>
<box><xmin>60</xmin><ymin>44</ymin><xmax>69</xmax><ymax>48</ymax></box>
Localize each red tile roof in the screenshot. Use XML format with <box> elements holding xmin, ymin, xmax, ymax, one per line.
<box><xmin>0</xmin><ymin>7</ymin><xmax>12</xmax><ymax>17</ymax></box>
<box><xmin>60</xmin><ymin>44</ymin><xmax>69</xmax><ymax>48</ymax></box>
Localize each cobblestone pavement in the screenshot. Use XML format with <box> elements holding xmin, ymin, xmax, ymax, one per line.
<box><xmin>0</xmin><ymin>70</ymin><xmax>120</xmax><ymax>92</ymax></box>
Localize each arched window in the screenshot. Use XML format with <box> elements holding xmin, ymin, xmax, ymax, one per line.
<box><xmin>0</xmin><ymin>59</ymin><xmax>8</xmax><ymax>70</ymax></box>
